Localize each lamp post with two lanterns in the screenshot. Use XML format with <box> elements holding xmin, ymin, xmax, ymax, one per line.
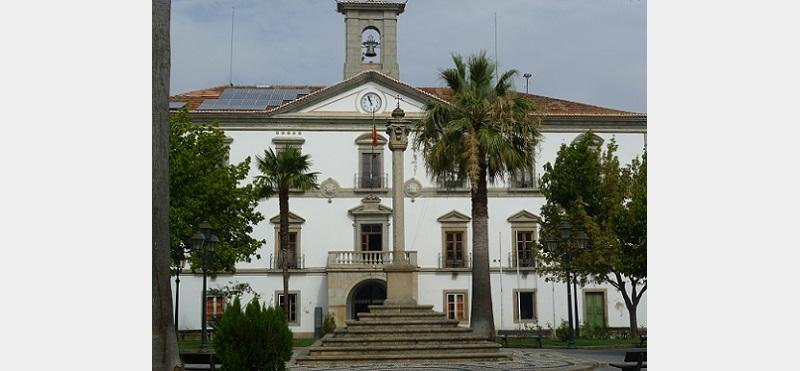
<box><xmin>190</xmin><ymin>221</ymin><xmax>220</xmax><ymax>353</ymax></box>
<box><xmin>544</xmin><ymin>220</ymin><xmax>589</xmax><ymax>349</ymax></box>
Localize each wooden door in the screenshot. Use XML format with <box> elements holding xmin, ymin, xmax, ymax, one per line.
<box><xmin>584</xmin><ymin>292</ymin><xmax>606</xmax><ymax>328</ymax></box>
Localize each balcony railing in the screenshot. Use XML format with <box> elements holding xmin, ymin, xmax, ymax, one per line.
<box><xmin>436</xmin><ymin>176</ymin><xmax>468</xmax><ymax>191</ymax></box>
<box><xmin>509</xmin><ymin>173</ymin><xmax>539</xmax><ymax>190</ymax></box>
<box><xmin>327</xmin><ymin>250</ymin><xmax>417</xmax><ymax>268</ymax></box>
<box><xmin>509</xmin><ymin>250</ymin><xmax>536</xmax><ymax>268</ymax></box>
<box><xmin>354</xmin><ymin>173</ymin><xmax>388</xmax><ymax>190</ymax></box>
<box><xmin>438</xmin><ymin>252</ymin><xmax>472</xmax><ymax>268</ymax></box>
<box><xmin>268</xmin><ymin>253</ymin><xmax>305</xmax><ymax>269</ymax></box>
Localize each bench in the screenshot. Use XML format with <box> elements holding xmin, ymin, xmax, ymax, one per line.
<box><xmin>609</xmin><ymin>351</ymin><xmax>646</xmax><ymax>371</ymax></box>
<box><xmin>180</xmin><ymin>352</ymin><xmax>217</xmax><ymax>371</ymax></box>
<box><xmin>497</xmin><ymin>330</ymin><xmax>545</xmax><ymax>348</ymax></box>
<box><xmin>639</xmin><ymin>333</ymin><xmax>647</xmax><ymax>347</ymax></box>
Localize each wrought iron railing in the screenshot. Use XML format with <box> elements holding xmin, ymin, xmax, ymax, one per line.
<box><xmin>268</xmin><ymin>253</ymin><xmax>305</xmax><ymax>269</ymax></box>
<box><xmin>354</xmin><ymin>172</ymin><xmax>388</xmax><ymax>189</ymax></box>
<box><xmin>438</xmin><ymin>252</ymin><xmax>472</xmax><ymax>268</ymax></box>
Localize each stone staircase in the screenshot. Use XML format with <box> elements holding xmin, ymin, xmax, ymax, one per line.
<box><xmin>295</xmin><ymin>304</ymin><xmax>510</xmax><ymax>365</ymax></box>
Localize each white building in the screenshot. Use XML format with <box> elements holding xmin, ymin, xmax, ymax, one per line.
<box><xmin>170</xmin><ymin>0</ymin><xmax>646</xmax><ymax>338</ymax></box>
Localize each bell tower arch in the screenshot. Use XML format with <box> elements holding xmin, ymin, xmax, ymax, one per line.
<box><xmin>337</xmin><ymin>0</ymin><xmax>405</xmax><ymax>79</ymax></box>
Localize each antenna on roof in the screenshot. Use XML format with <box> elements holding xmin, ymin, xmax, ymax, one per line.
<box><xmin>229</xmin><ymin>6</ymin><xmax>235</xmax><ymax>86</ymax></box>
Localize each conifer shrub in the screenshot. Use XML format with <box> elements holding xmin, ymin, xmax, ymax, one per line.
<box><xmin>213</xmin><ymin>297</ymin><xmax>293</xmax><ymax>371</ymax></box>
<box><xmin>322</xmin><ymin>312</ymin><xmax>336</xmax><ymax>334</ymax></box>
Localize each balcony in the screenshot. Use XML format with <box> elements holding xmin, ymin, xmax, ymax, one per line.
<box><xmin>509</xmin><ymin>250</ymin><xmax>536</xmax><ymax>268</ymax></box>
<box><xmin>268</xmin><ymin>253</ymin><xmax>305</xmax><ymax>269</ymax></box>
<box><xmin>509</xmin><ymin>173</ymin><xmax>539</xmax><ymax>191</ymax></box>
<box><xmin>436</xmin><ymin>175</ymin><xmax>469</xmax><ymax>191</ymax></box>
<box><xmin>327</xmin><ymin>250</ymin><xmax>417</xmax><ymax>268</ymax></box>
<box><xmin>354</xmin><ymin>172</ymin><xmax>388</xmax><ymax>191</ymax></box>
<box><xmin>438</xmin><ymin>252</ymin><xmax>472</xmax><ymax>269</ymax></box>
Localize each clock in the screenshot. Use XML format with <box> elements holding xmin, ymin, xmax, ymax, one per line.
<box><xmin>360</xmin><ymin>92</ymin><xmax>382</xmax><ymax>113</ymax></box>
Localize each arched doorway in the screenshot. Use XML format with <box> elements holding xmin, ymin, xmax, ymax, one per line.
<box><xmin>348</xmin><ymin>279</ymin><xmax>386</xmax><ymax>319</ymax></box>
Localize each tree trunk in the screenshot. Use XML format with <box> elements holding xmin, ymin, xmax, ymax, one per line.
<box><xmin>152</xmin><ymin>1</ymin><xmax>181</xmax><ymax>370</ymax></box>
<box><xmin>611</xmin><ymin>272</ymin><xmax>641</xmax><ymax>338</ymax></box>
<box><xmin>279</xmin><ymin>188</ymin><xmax>290</xmax><ymax>320</ymax></box>
<box><xmin>469</xmin><ymin>164</ymin><xmax>495</xmax><ymax>340</ymax></box>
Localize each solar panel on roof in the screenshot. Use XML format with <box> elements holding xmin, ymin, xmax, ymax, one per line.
<box><xmin>169</xmin><ymin>102</ymin><xmax>187</xmax><ymax>109</ymax></box>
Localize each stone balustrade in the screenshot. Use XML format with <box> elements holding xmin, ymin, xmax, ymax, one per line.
<box><xmin>327</xmin><ymin>250</ymin><xmax>417</xmax><ymax>268</ymax></box>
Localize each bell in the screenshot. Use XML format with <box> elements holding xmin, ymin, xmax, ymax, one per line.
<box><xmin>362</xmin><ymin>35</ymin><xmax>379</xmax><ymax>58</ymax></box>
<box><xmin>364</xmin><ymin>44</ymin><xmax>377</xmax><ymax>58</ymax></box>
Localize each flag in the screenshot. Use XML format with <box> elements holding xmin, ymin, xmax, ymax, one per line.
<box><xmin>372</xmin><ymin>123</ymin><xmax>378</xmax><ymax>147</ymax></box>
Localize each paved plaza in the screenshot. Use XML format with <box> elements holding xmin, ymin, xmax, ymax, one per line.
<box><xmin>286</xmin><ymin>348</ymin><xmax>629</xmax><ymax>370</ymax></box>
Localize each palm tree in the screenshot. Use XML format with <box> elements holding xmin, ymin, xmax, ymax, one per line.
<box><xmin>414</xmin><ymin>52</ymin><xmax>541</xmax><ymax>340</ymax></box>
<box><xmin>255</xmin><ymin>146</ymin><xmax>319</xmax><ymax>320</ymax></box>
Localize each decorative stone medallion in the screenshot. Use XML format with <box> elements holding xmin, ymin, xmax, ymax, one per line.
<box><xmin>404</xmin><ymin>178</ymin><xmax>422</xmax><ymax>202</ymax></box>
<box><xmin>319</xmin><ymin>178</ymin><xmax>340</xmax><ymax>203</ymax></box>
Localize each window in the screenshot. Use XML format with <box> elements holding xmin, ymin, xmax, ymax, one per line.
<box><xmin>437</xmin><ymin>171</ymin><xmax>467</xmax><ymax>190</ymax></box>
<box><xmin>206</xmin><ymin>295</ymin><xmax>225</xmax><ymax>322</ymax></box>
<box><xmin>276</xmin><ymin>292</ymin><xmax>300</xmax><ymax>326</ymax></box>
<box><xmin>515</xmin><ymin>230</ymin><xmax>536</xmax><ymax>268</ymax></box>
<box><xmin>513</xmin><ymin>289</ymin><xmax>537</xmax><ymax>323</ymax></box>
<box><xmin>270</xmin><ymin>212</ymin><xmax>305</xmax><ymax>269</ymax></box>
<box><xmin>444</xmin><ymin>291</ymin><xmax>468</xmax><ymax>322</ymax></box>
<box><xmin>354</xmin><ymin>133</ymin><xmax>387</xmax><ymax>191</ymax></box>
<box><xmin>360</xmin><ymin>152</ymin><xmax>383</xmax><ymax>188</ymax></box>
<box><xmin>507</xmin><ymin>210</ymin><xmax>541</xmax><ymax>268</ymax></box>
<box><xmin>445</xmin><ymin>231</ymin><xmax>466</xmax><ymax>268</ymax></box>
<box><xmin>438</xmin><ymin>210</ymin><xmax>471</xmax><ymax>268</ymax></box>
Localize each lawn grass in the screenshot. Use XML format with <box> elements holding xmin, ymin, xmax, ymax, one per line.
<box><xmin>178</xmin><ymin>336</ymin><xmax>317</xmax><ymax>352</ymax></box>
<box><xmin>504</xmin><ymin>337</ymin><xmax>642</xmax><ymax>349</ymax></box>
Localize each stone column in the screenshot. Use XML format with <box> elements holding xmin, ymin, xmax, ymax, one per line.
<box><xmin>383</xmin><ymin>106</ymin><xmax>417</xmax><ymax>305</ymax></box>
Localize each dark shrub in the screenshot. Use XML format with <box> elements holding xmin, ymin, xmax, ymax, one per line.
<box><xmin>322</xmin><ymin>312</ymin><xmax>336</xmax><ymax>335</ymax></box>
<box><xmin>213</xmin><ymin>297</ymin><xmax>293</xmax><ymax>371</ymax></box>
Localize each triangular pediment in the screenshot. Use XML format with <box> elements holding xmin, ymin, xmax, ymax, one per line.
<box><xmin>348</xmin><ymin>195</ymin><xmax>393</xmax><ymax>216</ymax></box>
<box><xmin>271</xmin><ymin>70</ymin><xmax>446</xmax><ymax>116</ymax></box>
<box><xmin>437</xmin><ymin>210</ymin><xmax>471</xmax><ymax>224</ymax></box>
<box><xmin>507</xmin><ymin>210</ymin><xmax>542</xmax><ymax>224</ymax></box>
<box><xmin>269</xmin><ymin>212</ymin><xmax>306</xmax><ymax>225</ymax></box>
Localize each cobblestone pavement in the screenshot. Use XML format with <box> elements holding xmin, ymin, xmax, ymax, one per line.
<box><xmin>287</xmin><ymin>349</ymin><xmax>599</xmax><ymax>370</ymax></box>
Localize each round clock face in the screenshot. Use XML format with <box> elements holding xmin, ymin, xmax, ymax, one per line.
<box><xmin>360</xmin><ymin>92</ymin><xmax>382</xmax><ymax>113</ymax></box>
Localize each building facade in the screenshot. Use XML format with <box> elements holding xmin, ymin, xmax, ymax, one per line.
<box><xmin>170</xmin><ymin>0</ymin><xmax>647</xmax><ymax>338</ymax></box>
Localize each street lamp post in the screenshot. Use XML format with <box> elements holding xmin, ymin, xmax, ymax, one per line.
<box><xmin>523</xmin><ymin>73</ymin><xmax>532</xmax><ymax>94</ymax></box>
<box><xmin>192</xmin><ymin>221</ymin><xmax>219</xmax><ymax>353</ymax></box>
<box><xmin>174</xmin><ymin>252</ymin><xmax>186</xmax><ymax>332</ymax></box>
<box><xmin>545</xmin><ymin>221</ymin><xmax>589</xmax><ymax>349</ymax></box>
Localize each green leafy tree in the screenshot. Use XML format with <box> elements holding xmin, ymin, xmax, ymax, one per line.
<box><xmin>255</xmin><ymin>147</ymin><xmax>319</xmax><ymax>320</ymax></box>
<box><xmin>538</xmin><ymin>132</ymin><xmax>646</xmax><ymax>337</ymax></box>
<box><xmin>213</xmin><ymin>297</ymin><xmax>293</xmax><ymax>371</ymax></box>
<box><xmin>169</xmin><ymin>109</ymin><xmax>265</xmax><ymax>272</ymax></box>
<box><xmin>414</xmin><ymin>51</ymin><xmax>542</xmax><ymax>340</ymax></box>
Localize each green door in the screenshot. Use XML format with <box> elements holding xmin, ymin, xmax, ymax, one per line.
<box><xmin>584</xmin><ymin>292</ymin><xmax>606</xmax><ymax>328</ymax></box>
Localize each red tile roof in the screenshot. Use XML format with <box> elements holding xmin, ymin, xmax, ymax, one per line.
<box><xmin>170</xmin><ymin>84</ymin><xmax>643</xmax><ymax>118</ymax></box>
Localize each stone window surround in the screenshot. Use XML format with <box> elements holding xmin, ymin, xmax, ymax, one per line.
<box><xmin>507</xmin><ymin>211</ymin><xmax>541</xmax><ymax>269</ymax></box>
<box><xmin>222</xmin><ymin>136</ymin><xmax>233</xmax><ymax>166</ymax></box>
<box><xmin>270</xmin><ymin>212</ymin><xmax>305</xmax><ymax>268</ymax></box>
<box><xmin>275</xmin><ymin>290</ymin><xmax>301</xmax><ymax>327</ymax></box>
<box><xmin>354</xmin><ymin>133</ymin><xmax>387</xmax><ymax>192</ymax></box>
<box><xmin>512</xmin><ymin>288</ymin><xmax>538</xmax><ymax>323</ymax></box>
<box><xmin>582</xmin><ymin>288</ymin><xmax>609</xmax><ymax>328</ymax></box>
<box><xmin>443</xmin><ymin>289</ymin><xmax>469</xmax><ymax>324</ymax></box>
<box><xmin>437</xmin><ymin>210</ymin><xmax>471</xmax><ymax>268</ymax></box>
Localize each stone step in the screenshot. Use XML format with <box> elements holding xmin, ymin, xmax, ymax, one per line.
<box><xmin>335</xmin><ymin>326</ymin><xmax>473</xmax><ymax>336</ymax></box>
<box><xmin>344</xmin><ymin>318</ymin><xmax>460</xmax><ymax>327</ymax></box>
<box><xmin>357</xmin><ymin>312</ymin><xmax>446</xmax><ymax>321</ymax></box>
<box><xmin>321</xmin><ymin>334</ymin><xmax>489</xmax><ymax>346</ymax></box>
<box><xmin>366</xmin><ymin>304</ymin><xmax>434</xmax><ymax>313</ymax></box>
<box><xmin>307</xmin><ymin>342</ymin><xmax>502</xmax><ymax>356</ymax></box>
<box><xmin>295</xmin><ymin>352</ymin><xmax>511</xmax><ymax>366</ymax></box>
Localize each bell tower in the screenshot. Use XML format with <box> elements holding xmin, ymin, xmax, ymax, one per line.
<box><xmin>337</xmin><ymin>0</ymin><xmax>405</xmax><ymax>80</ymax></box>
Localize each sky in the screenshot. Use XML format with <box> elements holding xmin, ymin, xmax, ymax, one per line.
<box><xmin>171</xmin><ymin>0</ymin><xmax>646</xmax><ymax>112</ymax></box>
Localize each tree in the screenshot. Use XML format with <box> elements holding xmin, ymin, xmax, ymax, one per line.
<box><xmin>538</xmin><ymin>132</ymin><xmax>647</xmax><ymax>337</ymax></box>
<box><xmin>414</xmin><ymin>52</ymin><xmax>542</xmax><ymax>340</ymax></box>
<box><xmin>152</xmin><ymin>0</ymin><xmax>181</xmax><ymax>370</ymax></box>
<box><xmin>255</xmin><ymin>147</ymin><xmax>319</xmax><ymax>319</ymax></box>
<box><xmin>169</xmin><ymin>110</ymin><xmax>265</xmax><ymax>273</ymax></box>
